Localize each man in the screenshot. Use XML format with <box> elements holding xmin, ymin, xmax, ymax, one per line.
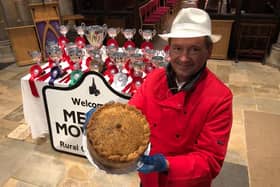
<box><xmin>128</xmin><ymin>8</ymin><xmax>233</xmax><ymax>187</ymax></box>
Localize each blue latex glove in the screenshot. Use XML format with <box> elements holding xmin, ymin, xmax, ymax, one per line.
<box><xmin>138</xmin><ymin>154</ymin><xmax>168</xmax><ymax>173</ymax></box>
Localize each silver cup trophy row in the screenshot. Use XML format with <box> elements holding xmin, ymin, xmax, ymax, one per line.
<box><xmin>47</xmin><ymin>24</ymin><xmax>167</xmax><ymax>93</ymax></box>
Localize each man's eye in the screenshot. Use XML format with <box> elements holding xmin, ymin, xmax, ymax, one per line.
<box><xmin>172</xmin><ymin>47</ymin><xmax>181</xmax><ymax>52</ymax></box>
<box><xmin>189</xmin><ymin>47</ymin><xmax>201</xmax><ymax>53</ymax></box>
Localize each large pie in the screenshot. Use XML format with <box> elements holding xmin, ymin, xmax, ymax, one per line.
<box><xmin>86</xmin><ymin>102</ymin><xmax>150</xmax><ymax>171</ymax></box>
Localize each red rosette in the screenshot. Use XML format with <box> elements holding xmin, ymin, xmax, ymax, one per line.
<box><xmin>163</xmin><ymin>45</ymin><xmax>170</xmax><ymax>52</ymax></box>
<box><xmin>106</xmin><ymin>38</ymin><xmax>119</xmax><ymax>48</ymax></box>
<box><xmin>140</xmin><ymin>41</ymin><xmax>154</xmax><ymax>50</ymax></box>
<box><xmin>142</xmin><ymin>57</ymin><xmax>150</xmax><ymax>64</ymax></box>
<box><xmin>122</xmin><ymin>76</ymin><xmax>144</xmax><ymax>95</ymax></box>
<box><xmin>144</xmin><ymin>62</ymin><xmax>155</xmax><ymax>74</ymax></box>
<box><xmin>103</xmin><ymin>65</ymin><xmax>118</xmax><ymax>84</ymax></box>
<box><xmin>58</xmin><ymin>36</ymin><xmax>69</xmax><ymax>48</ymax></box>
<box><xmin>104</xmin><ymin>57</ymin><xmax>114</xmax><ymax>68</ymax></box>
<box><xmin>75</xmin><ymin>36</ymin><xmax>86</xmax><ymax>48</ymax></box>
<box><xmin>123</xmin><ymin>41</ymin><xmax>136</xmax><ymax>49</ymax></box>
<box><xmin>29</xmin><ymin>64</ymin><xmax>43</xmax><ymax>97</ymax></box>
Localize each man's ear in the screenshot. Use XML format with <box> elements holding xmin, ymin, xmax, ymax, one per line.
<box><xmin>207</xmin><ymin>45</ymin><xmax>213</xmax><ymax>59</ymax></box>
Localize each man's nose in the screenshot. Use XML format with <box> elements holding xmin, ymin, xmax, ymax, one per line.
<box><xmin>179</xmin><ymin>49</ymin><xmax>190</xmax><ymax>61</ymax></box>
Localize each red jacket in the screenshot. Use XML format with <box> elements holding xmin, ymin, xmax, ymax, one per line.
<box><xmin>128</xmin><ymin>67</ymin><xmax>233</xmax><ymax>187</ymax></box>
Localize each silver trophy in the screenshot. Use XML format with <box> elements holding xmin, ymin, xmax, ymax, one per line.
<box><xmin>108</xmin><ymin>27</ymin><xmax>120</xmax><ymax>39</ymax></box>
<box><xmin>46</xmin><ymin>41</ymin><xmax>62</xmax><ymax>65</ymax></box>
<box><xmin>132</xmin><ymin>60</ymin><xmax>145</xmax><ymax>78</ymax></box>
<box><xmin>112</xmin><ymin>51</ymin><xmax>128</xmax><ymax>87</ymax></box>
<box><xmin>84</xmin><ymin>24</ymin><xmax>107</xmax><ymax>49</ymax></box>
<box><xmin>86</xmin><ymin>45</ymin><xmax>104</xmax><ymax>72</ymax></box>
<box><xmin>75</xmin><ymin>24</ymin><xmax>85</xmax><ymax>36</ymax></box>
<box><xmin>59</xmin><ymin>25</ymin><xmax>69</xmax><ymax>37</ymax></box>
<box><xmin>122</xmin><ymin>28</ymin><xmax>136</xmax><ymax>41</ymax></box>
<box><xmin>29</xmin><ymin>50</ymin><xmax>42</xmax><ymax>65</ymax></box>
<box><xmin>66</xmin><ymin>43</ymin><xmax>84</xmax><ymax>70</ymax></box>
<box><xmin>139</xmin><ymin>29</ymin><xmax>156</xmax><ymax>42</ymax></box>
<box><xmin>151</xmin><ymin>55</ymin><xmax>167</xmax><ymax>68</ymax></box>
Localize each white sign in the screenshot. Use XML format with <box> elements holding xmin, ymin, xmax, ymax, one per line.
<box><xmin>43</xmin><ymin>72</ymin><xmax>130</xmax><ymax>157</ymax></box>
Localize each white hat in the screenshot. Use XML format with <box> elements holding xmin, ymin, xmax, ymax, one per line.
<box><xmin>159</xmin><ymin>8</ymin><xmax>221</xmax><ymax>43</ymax></box>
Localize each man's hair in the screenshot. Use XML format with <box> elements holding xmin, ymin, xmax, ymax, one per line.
<box><xmin>168</xmin><ymin>36</ymin><xmax>213</xmax><ymax>49</ymax></box>
<box><xmin>205</xmin><ymin>36</ymin><xmax>213</xmax><ymax>49</ymax></box>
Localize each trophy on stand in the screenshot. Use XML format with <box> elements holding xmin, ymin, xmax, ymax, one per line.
<box><xmin>29</xmin><ymin>50</ymin><xmax>42</xmax><ymax>65</ymax></box>
<box><xmin>151</xmin><ymin>55</ymin><xmax>167</xmax><ymax>68</ymax></box>
<box><xmin>65</xmin><ymin>43</ymin><xmax>84</xmax><ymax>86</ymax></box>
<box><xmin>122</xmin><ymin>28</ymin><xmax>136</xmax><ymax>50</ymax></box>
<box><xmin>46</xmin><ymin>41</ymin><xmax>64</xmax><ymax>86</ymax></box>
<box><xmin>122</xmin><ymin>60</ymin><xmax>146</xmax><ymax>96</ymax></box>
<box><xmin>84</xmin><ymin>24</ymin><xmax>108</xmax><ymax>50</ymax></box>
<box><xmin>58</xmin><ymin>25</ymin><xmax>69</xmax><ymax>61</ymax></box>
<box><xmin>139</xmin><ymin>29</ymin><xmax>156</xmax><ymax>50</ymax></box>
<box><xmin>66</xmin><ymin>43</ymin><xmax>84</xmax><ymax>70</ymax></box>
<box><xmin>126</xmin><ymin>52</ymin><xmax>142</xmax><ymax>74</ymax></box>
<box><xmin>74</xmin><ymin>24</ymin><xmax>86</xmax><ymax>49</ymax></box>
<box><xmin>110</xmin><ymin>51</ymin><xmax>129</xmax><ymax>91</ymax></box>
<box><xmin>143</xmin><ymin>48</ymin><xmax>156</xmax><ymax>74</ymax></box>
<box><xmin>85</xmin><ymin>44</ymin><xmax>104</xmax><ymax>73</ymax></box>
<box><xmin>46</xmin><ymin>41</ymin><xmax>63</xmax><ymax>68</ymax></box>
<box><xmin>107</xmin><ymin>27</ymin><xmax>120</xmax><ymax>48</ymax></box>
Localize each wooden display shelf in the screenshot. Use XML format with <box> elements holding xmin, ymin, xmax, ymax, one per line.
<box><xmin>211</xmin><ymin>19</ymin><xmax>234</xmax><ymax>60</ymax></box>
<box><xmin>5</xmin><ymin>25</ymin><xmax>40</xmax><ymax>66</ymax></box>
<box><xmin>29</xmin><ymin>1</ymin><xmax>60</xmax><ymax>21</ymax></box>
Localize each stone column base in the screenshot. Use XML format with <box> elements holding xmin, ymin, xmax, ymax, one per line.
<box><xmin>0</xmin><ymin>40</ymin><xmax>15</xmax><ymax>63</ymax></box>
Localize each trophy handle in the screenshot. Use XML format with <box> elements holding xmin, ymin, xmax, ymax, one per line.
<box><xmin>139</xmin><ymin>29</ymin><xmax>143</xmax><ymax>35</ymax></box>
<box><xmin>152</xmin><ymin>29</ymin><xmax>157</xmax><ymax>37</ymax></box>
<box><xmin>102</xmin><ymin>24</ymin><xmax>108</xmax><ymax>38</ymax></box>
<box><xmin>116</xmin><ymin>27</ymin><xmax>120</xmax><ymax>35</ymax></box>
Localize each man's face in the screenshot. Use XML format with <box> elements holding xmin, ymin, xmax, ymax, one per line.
<box><xmin>169</xmin><ymin>37</ymin><xmax>212</xmax><ymax>82</ymax></box>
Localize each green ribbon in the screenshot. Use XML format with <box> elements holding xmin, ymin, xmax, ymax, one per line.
<box><xmin>69</xmin><ymin>70</ymin><xmax>83</xmax><ymax>87</ymax></box>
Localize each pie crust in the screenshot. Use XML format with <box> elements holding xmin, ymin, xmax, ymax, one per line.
<box><xmin>86</xmin><ymin>102</ymin><xmax>150</xmax><ymax>170</ymax></box>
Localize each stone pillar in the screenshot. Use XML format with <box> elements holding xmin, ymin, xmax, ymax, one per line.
<box><xmin>0</xmin><ymin>1</ymin><xmax>15</xmax><ymax>63</ymax></box>
<box><xmin>58</xmin><ymin>0</ymin><xmax>73</xmax><ymax>16</ymax></box>
<box><xmin>266</xmin><ymin>32</ymin><xmax>280</xmax><ymax>69</ymax></box>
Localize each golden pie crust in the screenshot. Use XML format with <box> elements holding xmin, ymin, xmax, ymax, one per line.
<box><xmin>86</xmin><ymin>102</ymin><xmax>150</xmax><ymax>169</ymax></box>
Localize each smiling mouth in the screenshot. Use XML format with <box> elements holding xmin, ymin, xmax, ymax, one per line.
<box><xmin>177</xmin><ymin>63</ymin><xmax>193</xmax><ymax>68</ymax></box>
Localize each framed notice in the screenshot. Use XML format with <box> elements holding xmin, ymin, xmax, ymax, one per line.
<box><xmin>43</xmin><ymin>71</ymin><xmax>130</xmax><ymax>157</ymax></box>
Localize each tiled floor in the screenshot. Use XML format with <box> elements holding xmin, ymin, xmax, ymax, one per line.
<box><xmin>1</xmin><ymin>4</ymin><xmax>280</xmax><ymax>187</ymax></box>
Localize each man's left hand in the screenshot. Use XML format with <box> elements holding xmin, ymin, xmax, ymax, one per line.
<box><xmin>137</xmin><ymin>154</ymin><xmax>168</xmax><ymax>173</ymax></box>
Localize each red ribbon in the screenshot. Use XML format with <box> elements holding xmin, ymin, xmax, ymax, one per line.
<box><xmin>29</xmin><ymin>64</ymin><xmax>43</xmax><ymax>97</ymax></box>
<box><xmin>85</xmin><ymin>57</ymin><xmax>92</xmax><ymax>71</ymax></box>
<box><xmin>103</xmin><ymin>65</ymin><xmax>118</xmax><ymax>84</ymax></box>
<box><xmin>122</xmin><ymin>76</ymin><xmax>144</xmax><ymax>95</ymax></box>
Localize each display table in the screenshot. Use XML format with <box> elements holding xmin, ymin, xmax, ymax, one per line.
<box><xmin>21</xmin><ymin>62</ymin><xmax>73</xmax><ymax>139</ymax></box>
